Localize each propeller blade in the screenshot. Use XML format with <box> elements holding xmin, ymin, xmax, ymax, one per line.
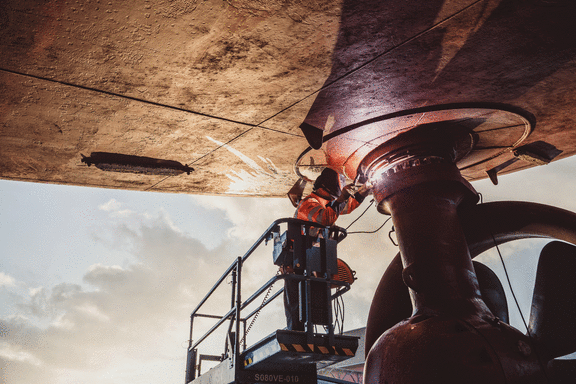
<box><xmin>473</xmin><ymin>261</ymin><xmax>509</xmax><ymax>324</ymax></box>
<box><xmin>529</xmin><ymin>241</ymin><xmax>576</xmax><ymax>361</ymax></box>
<box><xmin>364</xmin><ymin>258</ymin><xmax>510</xmax><ymax>356</ymax></box>
<box><xmin>365</xmin><ymin>255</ymin><xmax>412</xmax><ymax>357</ymax></box>
<box><xmin>364</xmin><ymin>255</ymin><xmax>509</xmax><ymax>354</ymax></box>
<box><xmin>548</xmin><ymin>358</ymin><xmax>576</xmax><ymax>384</ymax></box>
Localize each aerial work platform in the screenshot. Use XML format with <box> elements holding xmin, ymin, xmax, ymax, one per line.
<box><xmin>184</xmin><ymin>219</ymin><xmax>359</xmax><ymax>384</ymax></box>
<box><xmin>243</xmin><ymin>330</ymin><xmax>358</xmax><ymax>371</ymax></box>
<box><xmin>191</xmin><ymin>330</ymin><xmax>359</xmax><ymax>384</ymax></box>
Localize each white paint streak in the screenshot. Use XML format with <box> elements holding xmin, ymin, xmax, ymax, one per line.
<box><xmin>205</xmin><ymin>136</ymin><xmax>292</xmax><ymax>194</ymax></box>
<box><xmin>206</xmin><ymin>136</ymin><xmax>270</xmax><ymax>175</ymax></box>
<box><xmin>224</xmin><ymin>169</ymin><xmax>265</xmax><ymax>195</ymax></box>
<box><xmin>257</xmin><ymin>156</ymin><xmax>278</xmax><ymax>174</ymax></box>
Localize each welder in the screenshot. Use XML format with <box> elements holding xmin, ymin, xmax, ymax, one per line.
<box><xmin>294</xmin><ymin>168</ymin><xmax>368</xmax><ymax>225</ymax></box>
<box><xmin>283</xmin><ymin>168</ymin><xmax>370</xmax><ymax>330</ymax></box>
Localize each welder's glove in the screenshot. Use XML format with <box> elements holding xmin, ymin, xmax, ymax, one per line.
<box><xmin>335</xmin><ymin>184</ymin><xmax>353</xmax><ymax>203</ymax></box>
<box><xmin>357</xmin><ymin>180</ymin><xmax>373</xmax><ymax>197</ymax></box>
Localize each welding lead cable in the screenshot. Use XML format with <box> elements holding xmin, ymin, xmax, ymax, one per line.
<box><xmin>345</xmin><ymin>199</ymin><xmax>375</xmax><ymax>230</ymax></box>
<box><xmin>240</xmin><ymin>270</ymin><xmax>280</xmax><ymax>346</ymax></box>
<box><xmin>333</xmin><ymin>291</ymin><xmax>345</xmax><ymax>335</ymax></box>
<box><xmin>491</xmin><ymin>234</ymin><xmax>551</xmax><ymax>380</ymax></box>
<box><xmin>491</xmin><ymin>234</ymin><xmax>529</xmax><ymax>333</ymax></box>
<box><xmin>347</xmin><ymin>216</ymin><xmax>392</xmax><ymax>236</ymax></box>
<box><xmin>388</xmin><ymin>226</ymin><xmax>398</xmax><ymax>246</ymax></box>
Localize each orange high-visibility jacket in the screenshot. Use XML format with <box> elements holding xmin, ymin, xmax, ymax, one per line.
<box><xmin>294</xmin><ymin>191</ymin><xmax>362</xmax><ymax>226</ymax></box>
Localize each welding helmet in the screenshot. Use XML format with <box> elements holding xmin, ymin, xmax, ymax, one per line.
<box><xmin>314</xmin><ymin>168</ymin><xmax>343</xmax><ymax>198</ymax></box>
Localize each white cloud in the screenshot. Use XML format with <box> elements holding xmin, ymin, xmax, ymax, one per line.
<box><xmin>75</xmin><ymin>303</ymin><xmax>110</xmax><ymax>322</ymax></box>
<box><xmin>0</xmin><ymin>341</ymin><xmax>43</xmax><ymax>366</ymax></box>
<box><xmin>85</xmin><ymin>264</ymin><xmax>126</xmax><ymax>283</ymax></box>
<box><xmin>96</xmin><ymin>198</ymin><xmax>135</xmax><ymax>219</ymax></box>
<box><xmin>6</xmin><ymin>314</ymin><xmax>30</xmax><ymax>323</ymax></box>
<box><xmin>20</xmin><ymin>286</ymin><xmax>51</xmax><ymax>319</ymax></box>
<box><xmin>0</xmin><ymin>272</ymin><xmax>16</xmax><ymax>287</ymax></box>
<box><xmin>50</xmin><ymin>314</ymin><xmax>75</xmax><ymax>330</ymax></box>
<box><xmin>0</xmin><ymin>209</ymin><xmax>236</xmax><ymax>383</ymax></box>
<box><xmin>98</xmin><ymin>198</ymin><xmax>122</xmax><ymax>212</ymax></box>
<box><xmin>190</xmin><ymin>195</ymin><xmax>295</xmax><ymax>241</ymax></box>
<box><xmin>110</xmin><ymin>209</ymin><xmax>134</xmax><ymax>218</ymax></box>
<box><xmin>157</xmin><ymin>209</ymin><xmax>182</xmax><ymax>234</ymax></box>
<box><xmin>5</xmin><ymin>194</ymin><xmax>379</xmax><ymax>382</ymax></box>
<box><xmin>28</xmin><ymin>286</ymin><xmax>44</xmax><ymax>296</ymax></box>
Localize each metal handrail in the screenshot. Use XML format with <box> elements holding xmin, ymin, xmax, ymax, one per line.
<box><xmin>243</xmin><ymin>289</ymin><xmax>284</xmax><ymax>322</ymax></box>
<box><xmin>186</xmin><ymin>218</ymin><xmax>348</xmax><ymax>380</ymax></box>
<box><xmin>189</xmin><ymin>259</ymin><xmax>239</xmax><ymax>320</ymax></box>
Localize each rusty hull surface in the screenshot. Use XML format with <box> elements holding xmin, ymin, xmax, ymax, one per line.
<box><xmin>1</xmin><ymin>0</ymin><xmax>576</xmax><ymax>196</ymax></box>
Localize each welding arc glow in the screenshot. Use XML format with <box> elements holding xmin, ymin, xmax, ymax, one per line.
<box><xmin>366</xmin><ymin>155</ymin><xmax>448</xmax><ymax>186</ymax></box>
<box><xmin>369</xmin><ymin>166</ymin><xmax>390</xmax><ymax>184</ymax></box>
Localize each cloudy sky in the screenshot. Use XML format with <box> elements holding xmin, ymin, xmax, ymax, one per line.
<box><xmin>1</xmin><ymin>155</ymin><xmax>576</xmax><ymax>383</ymax></box>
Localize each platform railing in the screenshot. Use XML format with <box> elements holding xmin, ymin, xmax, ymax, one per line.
<box><xmin>185</xmin><ymin>218</ymin><xmax>349</xmax><ymax>383</ymax></box>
